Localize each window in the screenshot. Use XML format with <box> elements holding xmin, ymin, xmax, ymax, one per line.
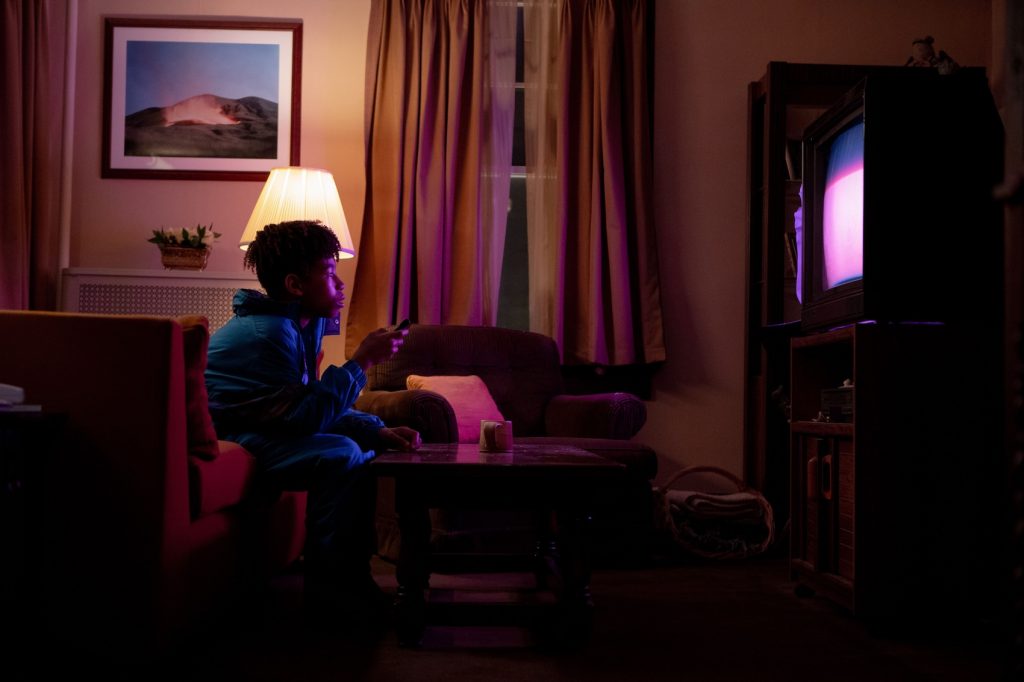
<box><xmin>496</xmin><ymin>4</ymin><xmax>528</xmax><ymax>330</ymax></box>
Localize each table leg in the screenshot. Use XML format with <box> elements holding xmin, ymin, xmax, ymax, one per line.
<box><xmin>533</xmin><ymin>509</ymin><xmax>558</xmax><ymax>590</ymax></box>
<box><xmin>394</xmin><ymin>481</ymin><xmax>431</xmax><ymax>647</ymax></box>
<box><xmin>548</xmin><ymin>509</ymin><xmax>595</xmax><ymax>647</ymax></box>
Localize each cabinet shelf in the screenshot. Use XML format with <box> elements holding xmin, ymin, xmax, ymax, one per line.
<box><xmin>790</xmin><ymin>421</ymin><xmax>852</xmax><ymax>436</ymax></box>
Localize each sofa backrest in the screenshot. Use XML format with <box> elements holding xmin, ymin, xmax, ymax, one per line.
<box><xmin>366</xmin><ymin>324</ymin><xmax>564</xmax><ymax>436</ymax></box>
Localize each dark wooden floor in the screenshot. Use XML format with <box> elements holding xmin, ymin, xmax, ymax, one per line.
<box><xmin>12</xmin><ymin>552</ymin><xmax>1007</xmax><ymax>682</ymax></box>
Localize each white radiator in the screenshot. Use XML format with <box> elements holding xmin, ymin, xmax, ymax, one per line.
<box><xmin>61</xmin><ymin>268</ymin><xmax>261</xmax><ymax>332</ymax></box>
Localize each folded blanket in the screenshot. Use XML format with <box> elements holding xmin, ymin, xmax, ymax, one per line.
<box><xmin>666</xmin><ymin>490</ymin><xmax>765</xmax><ymax>519</ymax></box>
<box><xmin>656</xmin><ymin>468</ymin><xmax>775</xmax><ymax>559</ymax></box>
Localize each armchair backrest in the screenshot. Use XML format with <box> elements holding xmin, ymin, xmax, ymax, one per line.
<box><xmin>366</xmin><ymin>324</ymin><xmax>564</xmax><ymax>436</ymax></box>
<box><xmin>0</xmin><ymin>311</ymin><xmax>191</xmax><ymax>645</ymax></box>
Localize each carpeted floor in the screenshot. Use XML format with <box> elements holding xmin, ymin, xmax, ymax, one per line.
<box><xmin>34</xmin><ymin>552</ymin><xmax>1000</xmax><ymax>682</ymax></box>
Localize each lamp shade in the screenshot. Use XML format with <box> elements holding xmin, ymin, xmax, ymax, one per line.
<box><xmin>240</xmin><ymin>167</ymin><xmax>355</xmax><ymax>257</ymax></box>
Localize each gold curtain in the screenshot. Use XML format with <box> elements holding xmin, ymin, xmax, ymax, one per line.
<box><xmin>0</xmin><ymin>0</ymin><xmax>69</xmax><ymax>310</ymax></box>
<box><xmin>346</xmin><ymin>0</ymin><xmax>516</xmax><ymax>354</ymax></box>
<box><xmin>524</xmin><ymin>0</ymin><xmax>665</xmax><ymax>365</ymax></box>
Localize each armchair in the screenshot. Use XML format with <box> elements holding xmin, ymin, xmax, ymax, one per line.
<box><xmin>355</xmin><ymin>324</ymin><xmax>657</xmax><ymax>560</ymax></box>
<box><xmin>0</xmin><ymin>311</ymin><xmax>305</xmax><ymax>657</ymax></box>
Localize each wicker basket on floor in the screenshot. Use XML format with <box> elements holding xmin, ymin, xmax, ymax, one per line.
<box><xmin>653</xmin><ymin>465</ymin><xmax>774</xmax><ymax>560</ymax></box>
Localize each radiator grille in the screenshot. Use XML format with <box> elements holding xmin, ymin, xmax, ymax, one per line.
<box><xmin>77</xmin><ymin>283</ymin><xmax>239</xmax><ymax>331</ymax></box>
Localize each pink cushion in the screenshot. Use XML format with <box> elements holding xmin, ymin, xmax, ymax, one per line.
<box><xmin>406</xmin><ymin>374</ymin><xmax>505</xmax><ymax>443</ymax></box>
<box><xmin>188</xmin><ymin>440</ymin><xmax>258</xmax><ymax>519</ymax></box>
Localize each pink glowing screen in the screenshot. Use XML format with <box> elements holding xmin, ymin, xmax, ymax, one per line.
<box><xmin>821</xmin><ymin>121</ymin><xmax>864</xmax><ymax>290</ymax></box>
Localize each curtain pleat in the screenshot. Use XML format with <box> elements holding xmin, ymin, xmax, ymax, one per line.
<box><xmin>347</xmin><ymin>0</ymin><xmax>516</xmax><ymax>354</ymax></box>
<box><xmin>524</xmin><ymin>0</ymin><xmax>664</xmax><ymax>365</ymax></box>
<box><xmin>0</xmin><ymin>0</ymin><xmax>68</xmax><ymax>311</ymax></box>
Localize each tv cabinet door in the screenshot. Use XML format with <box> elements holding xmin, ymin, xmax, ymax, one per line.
<box><xmin>791</xmin><ymin>426</ymin><xmax>854</xmax><ymax>611</ymax></box>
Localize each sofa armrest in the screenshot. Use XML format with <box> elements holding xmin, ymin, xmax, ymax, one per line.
<box><xmin>544</xmin><ymin>392</ymin><xmax>647</xmax><ymax>439</ymax></box>
<box><xmin>355</xmin><ymin>389</ymin><xmax>458</xmax><ymax>443</ymax></box>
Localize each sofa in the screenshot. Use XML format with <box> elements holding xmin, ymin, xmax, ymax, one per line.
<box><xmin>354</xmin><ymin>324</ymin><xmax>658</xmax><ymax>561</ymax></box>
<box><xmin>0</xmin><ymin>311</ymin><xmax>306</xmax><ymax>655</ymax></box>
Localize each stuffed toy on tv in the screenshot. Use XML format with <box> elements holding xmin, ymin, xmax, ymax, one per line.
<box><xmin>905</xmin><ymin>35</ymin><xmax>960</xmax><ymax>75</ymax></box>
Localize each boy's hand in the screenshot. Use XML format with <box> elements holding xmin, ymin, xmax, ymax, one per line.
<box><xmin>351</xmin><ymin>326</ymin><xmax>408</xmax><ymax>370</ymax></box>
<box><xmin>378</xmin><ymin>426</ymin><xmax>422</xmax><ymax>451</ymax></box>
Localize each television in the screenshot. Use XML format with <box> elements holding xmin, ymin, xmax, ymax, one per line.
<box><xmin>799</xmin><ymin>68</ymin><xmax>1003</xmax><ymax>332</ymax></box>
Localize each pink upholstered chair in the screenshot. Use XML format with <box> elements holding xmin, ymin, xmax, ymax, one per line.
<box><xmin>0</xmin><ymin>311</ymin><xmax>306</xmax><ymax>656</ymax></box>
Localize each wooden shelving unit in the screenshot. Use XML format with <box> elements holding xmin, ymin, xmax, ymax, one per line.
<box><xmin>744</xmin><ymin>62</ymin><xmax>920</xmax><ymax>528</ymax></box>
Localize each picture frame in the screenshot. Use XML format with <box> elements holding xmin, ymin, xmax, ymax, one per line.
<box><xmin>102</xmin><ymin>17</ymin><xmax>302</xmax><ymax>181</ymax></box>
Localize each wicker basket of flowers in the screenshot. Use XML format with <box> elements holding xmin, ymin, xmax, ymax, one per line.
<box><xmin>148</xmin><ymin>224</ymin><xmax>221</xmax><ymax>271</ymax></box>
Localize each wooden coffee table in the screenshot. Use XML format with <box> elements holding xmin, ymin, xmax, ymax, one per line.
<box><xmin>370</xmin><ymin>442</ymin><xmax>627</xmax><ymax>647</ymax></box>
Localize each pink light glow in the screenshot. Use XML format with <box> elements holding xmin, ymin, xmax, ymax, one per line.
<box><xmin>822</xmin><ymin>166</ymin><xmax>864</xmax><ymax>289</ymax></box>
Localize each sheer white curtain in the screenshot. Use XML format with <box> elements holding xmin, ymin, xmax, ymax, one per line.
<box><xmin>523</xmin><ymin>0</ymin><xmax>664</xmax><ymax>365</ymax></box>
<box><xmin>346</xmin><ymin>0</ymin><xmax>517</xmax><ymax>352</ymax></box>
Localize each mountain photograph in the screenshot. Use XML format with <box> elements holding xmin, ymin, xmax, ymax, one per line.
<box><xmin>124</xmin><ymin>93</ymin><xmax>278</xmax><ymax>159</ymax></box>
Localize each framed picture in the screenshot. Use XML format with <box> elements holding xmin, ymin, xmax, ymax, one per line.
<box><xmin>102</xmin><ymin>17</ymin><xmax>302</xmax><ymax>181</ymax></box>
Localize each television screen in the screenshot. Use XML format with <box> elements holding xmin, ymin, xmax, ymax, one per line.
<box><xmin>821</xmin><ymin>120</ymin><xmax>864</xmax><ymax>291</ymax></box>
<box><xmin>795</xmin><ymin>183</ymin><xmax>803</xmax><ymax>303</ymax></box>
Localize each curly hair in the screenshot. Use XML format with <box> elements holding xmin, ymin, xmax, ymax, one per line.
<box><xmin>243</xmin><ymin>220</ymin><xmax>341</xmax><ymax>298</ymax></box>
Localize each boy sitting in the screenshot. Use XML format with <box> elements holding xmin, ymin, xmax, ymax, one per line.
<box><xmin>205</xmin><ymin>219</ymin><xmax>419</xmax><ymax>628</ymax></box>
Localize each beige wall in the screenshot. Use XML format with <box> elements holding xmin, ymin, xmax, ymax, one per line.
<box><xmin>67</xmin><ymin>0</ymin><xmax>993</xmax><ymax>480</ymax></box>
<box><xmin>646</xmin><ymin>0</ymin><xmax>992</xmax><ymax>480</ymax></box>
<box><xmin>69</xmin><ymin>0</ymin><xmax>371</xmax><ymax>363</ymax></box>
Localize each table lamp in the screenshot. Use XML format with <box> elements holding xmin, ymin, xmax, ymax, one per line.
<box><xmin>240</xmin><ymin>167</ymin><xmax>355</xmax><ymax>257</ymax></box>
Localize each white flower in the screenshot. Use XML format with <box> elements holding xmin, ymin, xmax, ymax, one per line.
<box><xmin>147</xmin><ymin>224</ymin><xmax>221</xmax><ymax>249</ymax></box>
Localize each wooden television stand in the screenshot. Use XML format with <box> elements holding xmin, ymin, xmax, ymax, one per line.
<box><xmin>788</xmin><ymin>322</ymin><xmax>1002</xmax><ymax>628</ymax></box>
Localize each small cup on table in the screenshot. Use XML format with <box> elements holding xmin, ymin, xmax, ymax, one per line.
<box><xmin>479</xmin><ymin>419</ymin><xmax>513</xmax><ymax>452</ymax></box>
